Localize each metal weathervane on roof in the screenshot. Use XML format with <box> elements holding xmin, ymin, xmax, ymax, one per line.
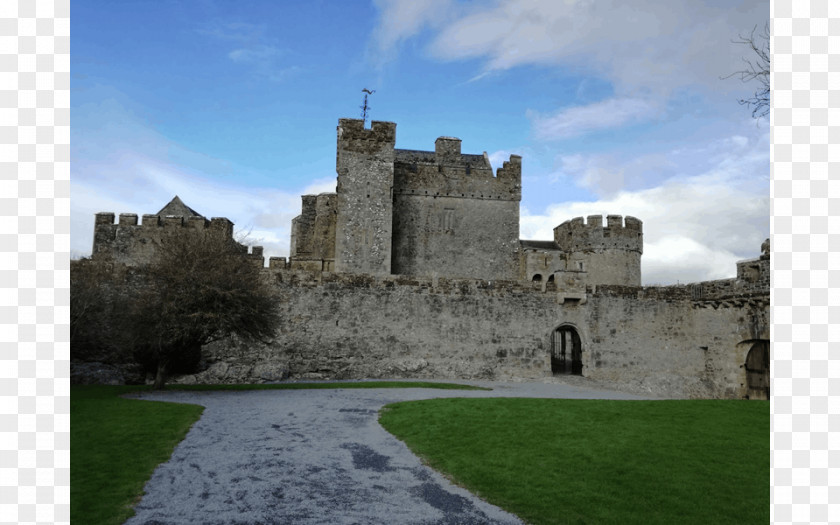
<box><xmin>360</xmin><ymin>88</ymin><xmax>375</xmax><ymax>126</ymax></box>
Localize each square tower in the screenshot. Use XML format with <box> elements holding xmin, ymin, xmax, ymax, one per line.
<box><xmin>334</xmin><ymin>119</ymin><xmax>397</xmax><ymax>275</ymax></box>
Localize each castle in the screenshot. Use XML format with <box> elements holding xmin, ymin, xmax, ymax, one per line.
<box><xmin>85</xmin><ymin>118</ymin><xmax>770</xmax><ymax>399</ymax></box>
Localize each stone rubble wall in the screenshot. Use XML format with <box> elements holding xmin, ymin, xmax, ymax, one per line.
<box><xmin>290</xmin><ymin>193</ymin><xmax>337</xmax><ymax>269</ymax></box>
<box><xmin>333</xmin><ymin>119</ymin><xmax>396</xmax><ymax>275</ymax></box>
<box><xmin>553</xmin><ymin>215</ymin><xmax>643</xmax><ymax>254</ymax></box>
<box><xmin>171</xmin><ymin>269</ymin><xmax>769</xmax><ymax>399</ymax></box>
<box><xmin>391</xmin><ymin>194</ymin><xmax>521</xmax><ymax>280</ymax></box>
<box><xmin>389</xmin><ymin>139</ymin><xmax>521</xmax><ymax>280</ymax></box>
<box><xmin>393</xmin><ymin>152</ymin><xmax>521</xmax><ymax>201</ymax></box>
<box><xmin>92</xmin><ymin>212</ymin><xmax>264</xmax><ymax>267</ymax></box>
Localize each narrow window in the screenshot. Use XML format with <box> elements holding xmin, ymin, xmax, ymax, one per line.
<box><xmin>443</xmin><ymin>208</ymin><xmax>455</xmax><ymax>230</ymax></box>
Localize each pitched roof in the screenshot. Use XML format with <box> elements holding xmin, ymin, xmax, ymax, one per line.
<box><xmin>156</xmin><ymin>196</ymin><xmax>203</xmax><ymax>218</ymax></box>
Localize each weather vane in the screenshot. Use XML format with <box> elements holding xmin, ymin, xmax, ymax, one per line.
<box><xmin>360</xmin><ymin>88</ymin><xmax>375</xmax><ymax>125</ymax></box>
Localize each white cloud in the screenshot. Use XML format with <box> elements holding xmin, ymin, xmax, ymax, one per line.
<box><xmin>199</xmin><ymin>21</ymin><xmax>297</xmax><ymax>82</ymax></box>
<box><xmin>642</xmin><ymin>235</ymin><xmax>742</xmax><ymax>285</ymax></box>
<box><xmin>71</xmin><ymin>159</ymin><xmax>311</xmax><ymax>261</ymax></box>
<box><xmin>554</xmin><ymin>150</ymin><xmax>689</xmax><ymax>199</ymax></box>
<box><xmin>374</xmin><ymin>0</ymin><xmax>768</xmax><ymax>96</ymax></box>
<box><xmin>197</xmin><ymin>21</ymin><xmax>268</xmax><ymax>43</ymax></box>
<box><xmin>73</xmin><ymin>147</ymin><xmax>338</xmax><ymax>260</ymax></box>
<box><xmin>71</xmin><ymin>98</ymin><xmax>335</xmax><ymax>261</ymax></box>
<box><xmin>529</xmin><ymin>97</ymin><xmax>658</xmax><ymax>140</ymax></box>
<box><xmin>521</xmin><ymin>126</ymin><xmax>769</xmax><ymax>285</ymax></box>
<box><xmin>556</xmin><ymin>153</ymin><xmax>626</xmax><ymax>198</ymax></box>
<box><xmin>487</xmin><ymin>149</ymin><xmax>523</xmax><ymax>172</ymax></box>
<box><xmin>548</xmin><ymin>119</ymin><xmax>769</xmax><ymax>196</ymax></box>
<box><xmin>302</xmin><ymin>178</ymin><xmax>337</xmax><ymax>196</ymax></box>
<box><xmin>228</xmin><ymin>45</ymin><xmax>282</xmax><ymax>63</ymax></box>
<box><xmin>521</xmin><ymin>173</ymin><xmax>768</xmax><ymax>285</ymax></box>
<box><xmin>369</xmin><ymin>0</ymin><xmax>454</xmax><ymax>67</ymax></box>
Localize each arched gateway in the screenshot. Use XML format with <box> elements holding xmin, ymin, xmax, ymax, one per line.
<box><xmin>550</xmin><ymin>326</ymin><xmax>582</xmax><ymax>375</ymax></box>
<box><xmin>745</xmin><ymin>340</ymin><xmax>770</xmax><ymax>400</ymax></box>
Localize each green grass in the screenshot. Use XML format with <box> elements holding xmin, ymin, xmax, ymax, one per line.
<box><xmin>71</xmin><ymin>380</ymin><xmax>486</xmax><ymax>525</ymax></box>
<box><xmin>379</xmin><ymin>398</ymin><xmax>770</xmax><ymax>525</ymax></box>
<box><xmin>71</xmin><ymin>385</ymin><xmax>205</xmax><ymax>525</ymax></box>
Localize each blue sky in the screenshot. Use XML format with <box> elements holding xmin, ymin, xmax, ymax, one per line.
<box><xmin>72</xmin><ymin>0</ymin><xmax>769</xmax><ymax>284</ymax></box>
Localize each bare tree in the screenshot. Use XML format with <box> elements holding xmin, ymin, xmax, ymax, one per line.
<box><xmin>71</xmin><ymin>257</ymin><xmax>135</xmax><ymax>363</ymax></box>
<box><xmin>131</xmin><ymin>230</ymin><xmax>279</xmax><ymax>389</ymax></box>
<box><xmin>725</xmin><ymin>22</ymin><xmax>770</xmax><ymax>119</ymax></box>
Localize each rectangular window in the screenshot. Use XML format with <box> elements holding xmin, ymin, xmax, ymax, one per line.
<box><xmin>442</xmin><ymin>208</ymin><xmax>454</xmax><ymax>231</ymax></box>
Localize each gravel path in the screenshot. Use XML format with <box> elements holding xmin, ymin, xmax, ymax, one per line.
<box><xmin>123</xmin><ymin>379</ymin><xmax>652</xmax><ymax>525</ymax></box>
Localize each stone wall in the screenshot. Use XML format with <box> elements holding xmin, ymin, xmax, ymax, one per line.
<box><xmin>582</xmin><ymin>291</ymin><xmax>769</xmax><ymax>398</ymax></box>
<box><xmin>391</xmin><ymin>195</ymin><xmax>521</xmax><ymax>280</ymax></box>
<box><xmin>81</xmin><ymin>117</ymin><xmax>769</xmax><ymax>400</ymax></box>
<box><xmin>520</xmin><ymin>242</ymin><xmax>566</xmax><ymax>282</ymax></box>
<box><xmin>92</xmin><ymin>212</ymin><xmax>263</xmax><ymax>266</ymax></box>
<box><xmin>286</xmin><ymin>120</ymin><xmax>642</xmax><ymax>286</ymax></box>
<box><xmin>184</xmin><ymin>272</ymin><xmax>559</xmax><ymax>385</ymax></box>
<box><xmin>334</xmin><ymin>119</ymin><xmax>396</xmax><ymax>275</ymax></box>
<box><xmin>174</xmin><ymin>268</ymin><xmax>769</xmax><ymax>399</ymax></box>
<box><xmin>553</xmin><ymin>215</ymin><xmax>643</xmax><ymax>286</ymax></box>
<box><xmin>389</xmin><ymin>142</ymin><xmax>522</xmax><ymax>280</ymax></box>
<box><xmin>393</xmin><ymin>149</ymin><xmax>521</xmax><ymax>201</ymax></box>
<box><xmin>290</xmin><ymin>193</ymin><xmax>337</xmax><ymax>271</ymax></box>
<box><xmin>736</xmin><ymin>254</ymin><xmax>771</xmax><ymax>293</ymax></box>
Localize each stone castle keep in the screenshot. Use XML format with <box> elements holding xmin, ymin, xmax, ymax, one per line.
<box><xmin>88</xmin><ymin>118</ymin><xmax>770</xmax><ymax>399</ymax></box>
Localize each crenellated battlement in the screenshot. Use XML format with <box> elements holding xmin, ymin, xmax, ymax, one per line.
<box><xmin>553</xmin><ymin>214</ymin><xmax>643</xmax><ymax>254</ymax></box>
<box><xmin>337</xmin><ymin>118</ymin><xmax>397</xmax><ymax>139</ymax></box>
<box><xmin>496</xmin><ymin>155</ymin><xmax>522</xmax><ymax>181</ymax></box>
<box><xmin>336</xmin><ymin>118</ymin><xmax>396</xmax><ymax>158</ymax></box>
<box><xmin>392</xmin><ymin>144</ymin><xmax>521</xmax><ymax>201</ymax></box>
<box><xmin>95</xmin><ymin>212</ymin><xmax>234</xmax><ymax>235</ymax></box>
<box><xmin>380</xmin><ymin>128</ymin><xmax>522</xmax><ymax>279</ymax></box>
<box><xmin>91</xmin><ymin>201</ymin><xmax>261</xmax><ymax>266</ymax></box>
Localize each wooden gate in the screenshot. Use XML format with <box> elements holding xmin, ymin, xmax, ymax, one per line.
<box><xmin>745</xmin><ymin>340</ymin><xmax>770</xmax><ymax>400</ymax></box>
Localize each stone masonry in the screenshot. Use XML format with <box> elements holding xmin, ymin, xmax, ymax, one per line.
<box><xmin>83</xmin><ymin>118</ymin><xmax>771</xmax><ymax>399</ymax></box>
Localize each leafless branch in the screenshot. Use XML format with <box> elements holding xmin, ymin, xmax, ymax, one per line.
<box><xmin>722</xmin><ymin>22</ymin><xmax>770</xmax><ymax>119</ymax></box>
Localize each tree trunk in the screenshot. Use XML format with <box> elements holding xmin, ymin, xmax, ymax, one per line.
<box><xmin>153</xmin><ymin>359</ymin><xmax>169</xmax><ymax>390</ymax></box>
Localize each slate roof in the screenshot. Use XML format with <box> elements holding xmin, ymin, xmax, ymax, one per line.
<box><xmin>156</xmin><ymin>196</ymin><xmax>203</xmax><ymax>218</ymax></box>
<box><xmin>519</xmin><ymin>240</ymin><xmax>560</xmax><ymax>251</ymax></box>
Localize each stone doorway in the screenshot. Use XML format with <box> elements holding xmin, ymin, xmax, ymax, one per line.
<box><xmin>744</xmin><ymin>340</ymin><xmax>770</xmax><ymax>400</ymax></box>
<box><xmin>551</xmin><ymin>326</ymin><xmax>582</xmax><ymax>375</ymax></box>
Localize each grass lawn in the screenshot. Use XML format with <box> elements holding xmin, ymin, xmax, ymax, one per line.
<box><xmin>71</xmin><ymin>380</ymin><xmax>486</xmax><ymax>525</ymax></box>
<box><xmin>71</xmin><ymin>385</ymin><xmax>205</xmax><ymax>525</ymax></box>
<box><xmin>379</xmin><ymin>398</ymin><xmax>770</xmax><ymax>525</ymax></box>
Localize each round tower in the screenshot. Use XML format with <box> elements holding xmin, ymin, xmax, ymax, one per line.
<box><xmin>553</xmin><ymin>215</ymin><xmax>643</xmax><ymax>286</ymax></box>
